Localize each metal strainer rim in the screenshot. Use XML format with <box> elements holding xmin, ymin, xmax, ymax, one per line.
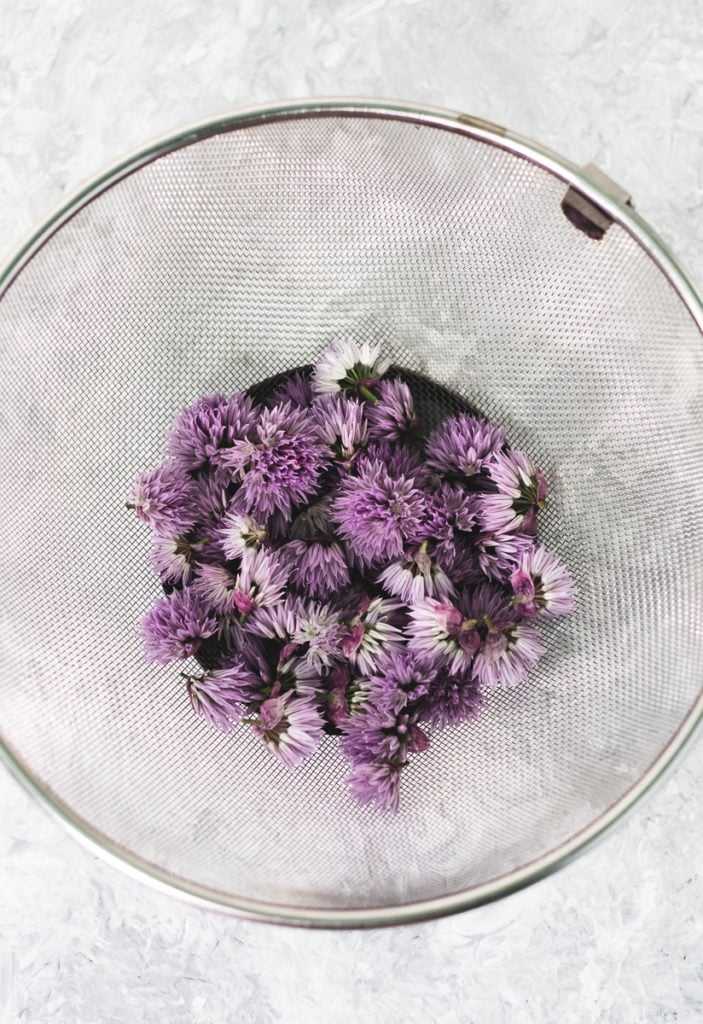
<box><xmin>1</xmin><ymin>97</ymin><xmax>702</xmax><ymax>929</ymax></box>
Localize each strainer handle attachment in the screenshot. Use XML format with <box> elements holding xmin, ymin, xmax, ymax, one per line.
<box><xmin>562</xmin><ymin>162</ymin><xmax>633</xmax><ymax>240</ymax></box>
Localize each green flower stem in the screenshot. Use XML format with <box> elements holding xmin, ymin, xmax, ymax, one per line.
<box><xmin>359</xmin><ymin>384</ymin><xmax>379</xmax><ymax>405</ymax></box>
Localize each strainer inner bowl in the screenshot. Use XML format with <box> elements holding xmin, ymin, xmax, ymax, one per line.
<box><xmin>1</xmin><ymin>105</ymin><xmax>702</xmax><ymax>923</ymax></box>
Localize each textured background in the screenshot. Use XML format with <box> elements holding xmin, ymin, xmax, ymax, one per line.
<box><xmin>1</xmin><ymin>1</ymin><xmax>702</xmax><ymax>1021</ymax></box>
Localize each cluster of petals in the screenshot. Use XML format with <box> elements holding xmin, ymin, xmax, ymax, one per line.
<box><xmin>130</xmin><ymin>338</ymin><xmax>574</xmax><ymax>812</ymax></box>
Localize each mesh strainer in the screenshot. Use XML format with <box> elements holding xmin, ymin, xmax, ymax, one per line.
<box><xmin>1</xmin><ymin>99</ymin><xmax>702</xmax><ymax>928</ymax></box>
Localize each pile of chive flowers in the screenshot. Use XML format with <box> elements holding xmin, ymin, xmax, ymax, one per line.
<box><xmin>128</xmin><ymin>338</ymin><xmax>574</xmax><ymax>813</ymax></box>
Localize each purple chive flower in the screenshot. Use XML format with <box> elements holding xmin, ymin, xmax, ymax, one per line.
<box><xmin>127</xmin><ymin>462</ymin><xmax>197</xmax><ymax>536</ymax></box>
<box><xmin>426</xmin><ymin>413</ymin><xmax>506</xmax><ymax>480</ymax></box>
<box><xmin>140</xmin><ymin>588</ymin><xmax>218</xmax><ymax>664</ymax></box>
<box><xmin>420</xmin><ymin>668</ymin><xmax>483</xmax><ymax>728</ymax></box>
<box><xmin>412</xmin><ymin>490</ymin><xmax>455</xmax><ymax>552</ymax></box>
<box><xmin>474</xmin><ymin>529</ymin><xmax>534</xmax><ymax>582</ymax></box>
<box><xmin>435</xmin><ymin>540</ymin><xmax>485</xmax><ymax>587</ymax></box>
<box><xmin>312</xmin><ymin>337</ymin><xmax>391</xmax><ymax>400</ymax></box>
<box><xmin>346</xmin><ymin>759</ymin><xmax>402</xmax><ymax>814</ymax></box>
<box><xmin>366</xmin><ymin>379</ymin><xmax>419</xmax><ymax>440</ymax></box>
<box><xmin>287</xmin><ymin>601</ymin><xmax>346</xmax><ymax>672</ymax></box>
<box><xmin>326</xmin><ymin>665</ymin><xmax>368</xmax><ymax>728</ymax></box>
<box><xmin>332</xmin><ymin>458</ymin><xmax>427</xmax><ymax>567</ymax></box>
<box><xmin>229</xmin><ymin>548</ymin><xmax>289</xmax><ymax>616</ymax></box>
<box><xmin>192</xmin><ymin>563</ymin><xmax>241</xmax><ymax>616</ymax></box>
<box><xmin>246</xmin><ymin>596</ymin><xmax>346</xmax><ymax>673</ymax></box>
<box><xmin>280</xmin><ymin>538</ymin><xmax>350</xmax><ymax>599</ymax></box>
<box><xmin>226</xmin><ymin>641</ymin><xmax>320</xmax><ymax>703</ymax></box>
<box><xmin>204</xmin><ymin>651</ymin><xmax>270</xmax><ymax>705</ymax></box>
<box><xmin>190</xmin><ymin>467</ymin><xmax>236</xmax><ymax>525</ymax></box>
<box><xmin>250</xmin><ymin>691</ymin><xmax>324</xmax><ymax>768</ymax></box>
<box><xmin>341</xmin><ymin>704</ymin><xmax>429</xmax><ymax>765</ymax></box>
<box><xmin>149</xmin><ymin>533</ymin><xmax>205</xmax><ymax>585</ymax></box>
<box><xmin>479</xmin><ymin>449</ymin><xmax>548</xmax><ymax>534</ymax></box>
<box><xmin>185</xmin><ymin>671</ymin><xmax>244</xmax><ymax>731</ymax></box>
<box><xmin>243</xmin><ymin>593</ymin><xmax>300</xmax><ymax>643</ymax></box>
<box><xmin>510</xmin><ymin>568</ymin><xmax>535</xmax><ymax>609</ymax></box>
<box><xmin>214</xmin><ymin>614</ymin><xmax>246</xmax><ymax>661</ymax></box>
<box><xmin>219</xmin><ymin>402</ymin><xmax>329</xmax><ymax>519</ymax></box>
<box><xmin>407</xmin><ymin>483</ymin><xmax>476</xmax><ymax>557</ymax></box>
<box><xmin>277</xmin><ymin>653</ymin><xmax>322</xmax><ymax>696</ymax></box>
<box><xmin>167</xmin><ymin>392</ymin><xmax>258</xmax><ymax>472</ymax></box>
<box><xmin>218</xmin><ymin>509</ymin><xmax>268</xmax><ymax>560</ymax></box>
<box><xmin>377</xmin><ymin>542</ymin><xmax>456</xmax><ymax>604</ymax></box>
<box><xmin>472</xmin><ymin>621</ymin><xmax>544</xmax><ymax>689</ymax></box>
<box><xmin>342</xmin><ymin>596</ymin><xmax>405</xmax><ymax>675</ymax></box>
<box><xmin>312</xmin><ymin>393</ymin><xmax>369</xmax><ymax>467</ymax></box>
<box><xmin>407</xmin><ymin>599</ymin><xmax>479</xmax><ymax>675</ymax></box>
<box><xmin>266</xmin><ymin>510</ymin><xmax>293</xmax><ymax>545</ymax></box>
<box><xmin>269</xmin><ymin>370</ymin><xmax>314</xmax><ymax>409</ymax></box>
<box><xmin>363</xmin><ymin>648</ymin><xmax>436</xmax><ymax>714</ymax></box>
<box><xmin>357</xmin><ymin>441</ymin><xmax>431</xmax><ymax>486</ymax></box>
<box><xmin>510</xmin><ymin>544</ymin><xmax>575</xmax><ymax>620</ymax></box>
<box><xmin>407</xmin><ymin>584</ymin><xmax>510</xmax><ymax>675</ymax></box>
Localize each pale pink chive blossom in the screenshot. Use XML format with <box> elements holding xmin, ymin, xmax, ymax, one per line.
<box><xmin>366</xmin><ymin>378</ymin><xmax>420</xmax><ymax>440</ymax></box>
<box><xmin>149</xmin><ymin>534</ymin><xmax>204</xmax><ymax>585</ymax></box>
<box><xmin>204</xmin><ymin>651</ymin><xmax>269</xmax><ymax>704</ymax></box>
<box><xmin>246</xmin><ymin>597</ymin><xmax>346</xmax><ymax>674</ymax></box>
<box><xmin>167</xmin><ymin>392</ymin><xmax>258</xmax><ymax>472</ymax></box>
<box><xmin>290</xmin><ymin>602</ymin><xmax>347</xmax><ymax>675</ymax></box>
<box><xmin>218</xmin><ymin>510</ymin><xmax>268</xmax><ymax>560</ymax></box>
<box><xmin>140</xmin><ymin>588</ymin><xmax>218</xmax><ymax>664</ymax></box>
<box><xmin>479</xmin><ymin>449</ymin><xmax>548</xmax><ymax>534</ymax></box>
<box><xmin>224</xmin><ymin>642</ymin><xmax>319</xmax><ymax>703</ymax></box>
<box><xmin>425</xmin><ymin>413</ymin><xmax>506</xmax><ymax>480</ymax></box>
<box><xmin>407</xmin><ymin>599</ymin><xmax>480</xmax><ymax>675</ymax></box>
<box><xmin>127</xmin><ymin>462</ymin><xmax>197</xmax><ymax>536</ymax></box>
<box><xmin>326</xmin><ymin>665</ymin><xmax>368</xmax><ymax>728</ymax></box>
<box><xmin>378</xmin><ymin>542</ymin><xmax>456</xmax><ymax>604</ymax></box>
<box><xmin>244</xmin><ymin>593</ymin><xmax>300</xmax><ymax>643</ymax></box>
<box><xmin>312</xmin><ymin>393</ymin><xmax>369</xmax><ymax>466</ymax></box>
<box><xmin>312</xmin><ymin>337</ymin><xmax>391</xmax><ymax>401</ymax></box>
<box><xmin>250</xmin><ymin>692</ymin><xmax>324</xmax><ymax>768</ymax></box>
<box><xmin>230</xmin><ymin>548</ymin><xmax>288</xmax><ymax>616</ymax></box>
<box><xmin>342</xmin><ymin>596</ymin><xmax>405</xmax><ymax>675</ymax></box>
<box><xmin>510</xmin><ymin>544</ymin><xmax>575</xmax><ymax>620</ymax></box>
<box><xmin>193</xmin><ymin>563</ymin><xmax>240</xmax><ymax>615</ymax></box>
<box><xmin>185</xmin><ymin>671</ymin><xmax>244</xmax><ymax>731</ymax></box>
<box><xmin>280</xmin><ymin>538</ymin><xmax>350</xmax><ymax>599</ymax></box>
<box><xmin>472</xmin><ymin>622</ymin><xmax>544</xmax><ymax>689</ymax></box>
<box><xmin>287</xmin><ymin>601</ymin><xmax>347</xmax><ymax>673</ymax></box>
<box><xmin>474</xmin><ymin>529</ymin><xmax>535</xmax><ymax>582</ymax></box>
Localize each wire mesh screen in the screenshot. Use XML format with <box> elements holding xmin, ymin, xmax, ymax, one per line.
<box><xmin>1</xmin><ymin>111</ymin><xmax>702</xmax><ymax>916</ymax></box>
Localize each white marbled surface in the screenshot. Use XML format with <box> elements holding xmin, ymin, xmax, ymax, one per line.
<box><xmin>1</xmin><ymin>1</ymin><xmax>703</xmax><ymax>1021</ymax></box>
